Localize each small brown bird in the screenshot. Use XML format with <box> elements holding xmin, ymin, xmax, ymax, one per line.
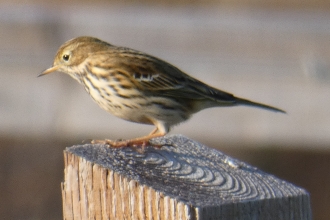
<box><xmin>40</xmin><ymin>36</ymin><xmax>285</xmax><ymax>147</ymax></box>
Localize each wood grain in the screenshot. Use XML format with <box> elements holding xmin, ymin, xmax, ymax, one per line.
<box><xmin>62</xmin><ymin>134</ymin><xmax>311</xmax><ymax>220</ymax></box>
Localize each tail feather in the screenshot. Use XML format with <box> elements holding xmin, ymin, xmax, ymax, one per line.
<box><xmin>234</xmin><ymin>97</ymin><xmax>286</xmax><ymax>113</ymax></box>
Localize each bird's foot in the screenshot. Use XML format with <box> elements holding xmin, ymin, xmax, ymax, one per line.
<box><xmin>89</xmin><ymin>131</ymin><xmax>166</xmax><ymax>148</ymax></box>
<box><xmin>91</xmin><ymin>138</ymin><xmax>163</xmax><ymax>149</ymax></box>
<box><xmin>91</xmin><ymin>139</ymin><xmax>128</xmax><ymax>147</ymax></box>
<box><xmin>90</xmin><ymin>138</ymin><xmax>147</xmax><ymax>148</ymax></box>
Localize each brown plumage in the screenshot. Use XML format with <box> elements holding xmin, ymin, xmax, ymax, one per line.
<box><xmin>40</xmin><ymin>36</ymin><xmax>285</xmax><ymax>147</ymax></box>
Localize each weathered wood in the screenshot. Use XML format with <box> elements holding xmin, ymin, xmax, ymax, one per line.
<box><xmin>61</xmin><ymin>134</ymin><xmax>311</xmax><ymax>220</ymax></box>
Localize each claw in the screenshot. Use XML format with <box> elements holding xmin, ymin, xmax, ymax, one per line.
<box><xmin>82</xmin><ymin>139</ymin><xmax>93</xmax><ymax>144</ymax></box>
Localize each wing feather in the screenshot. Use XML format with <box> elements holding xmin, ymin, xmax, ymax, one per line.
<box><xmin>95</xmin><ymin>47</ymin><xmax>236</xmax><ymax>103</ymax></box>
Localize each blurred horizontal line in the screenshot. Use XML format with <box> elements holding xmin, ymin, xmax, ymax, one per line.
<box><xmin>0</xmin><ymin>5</ymin><xmax>330</xmax><ymax>35</ymax></box>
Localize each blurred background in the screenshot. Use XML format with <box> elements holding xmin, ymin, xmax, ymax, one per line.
<box><xmin>0</xmin><ymin>0</ymin><xmax>330</xmax><ymax>219</ymax></box>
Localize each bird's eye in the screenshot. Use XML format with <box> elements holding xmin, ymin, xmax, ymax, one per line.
<box><xmin>63</xmin><ymin>54</ymin><xmax>70</xmax><ymax>61</ymax></box>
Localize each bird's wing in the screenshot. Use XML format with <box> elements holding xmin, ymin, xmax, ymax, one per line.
<box><xmin>130</xmin><ymin>55</ymin><xmax>236</xmax><ymax>103</ymax></box>
<box><xmin>96</xmin><ymin>49</ymin><xmax>236</xmax><ymax>103</ymax></box>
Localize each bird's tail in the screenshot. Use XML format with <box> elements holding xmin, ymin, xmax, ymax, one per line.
<box><xmin>235</xmin><ymin>97</ymin><xmax>286</xmax><ymax>113</ymax></box>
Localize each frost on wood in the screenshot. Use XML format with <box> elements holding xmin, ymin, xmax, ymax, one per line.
<box><xmin>62</xmin><ymin>134</ymin><xmax>311</xmax><ymax>220</ymax></box>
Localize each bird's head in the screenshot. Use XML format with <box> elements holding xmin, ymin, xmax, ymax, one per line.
<box><xmin>39</xmin><ymin>36</ymin><xmax>111</xmax><ymax>77</ymax></box>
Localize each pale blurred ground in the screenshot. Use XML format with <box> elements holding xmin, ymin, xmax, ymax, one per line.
<box><xmin>0</xmin><ymin>1</ymin><xmax>330</xmax><ymax>219</ymax></box>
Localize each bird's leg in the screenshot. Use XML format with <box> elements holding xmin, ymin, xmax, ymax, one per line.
<box><xmin>91</xmin><ymin>127</ymin><xmax>165</xmax><ymax>148</ymax></box>
<box><xmin>110</xmin><ymin>130</ymin><xmax>165</xmax><ymax>148</ymax></box>
<box><xmin>147</xmin><ymin>127</ymin><xmax>159</xmax><ymax>135</ymax></box>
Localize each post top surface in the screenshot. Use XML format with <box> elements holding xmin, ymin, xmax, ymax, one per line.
<box><xmin>67</xmin><ymin>134</ymin><xmax>308</xmax><ymax>207</ymax></box>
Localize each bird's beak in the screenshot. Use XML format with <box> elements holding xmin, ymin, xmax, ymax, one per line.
<box><xmin>38</xmin><ymin>65</ymin><xmax>60</xmax><ymax>77</ymax></box>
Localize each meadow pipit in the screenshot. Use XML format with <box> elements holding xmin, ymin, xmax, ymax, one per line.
<box><xmin>40</xmin><ymin>36</ymin><xmax>285</xmax><ymax>147</ymax></box>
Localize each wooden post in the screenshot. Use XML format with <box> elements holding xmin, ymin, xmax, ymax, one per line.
<box><xmin>61</xmin><ymin>135</ymin><xmax>311</xmax><ymax>220</ymax></box>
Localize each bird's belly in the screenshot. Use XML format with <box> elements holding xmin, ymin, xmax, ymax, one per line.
<box><xmin>82</xmin><ymin>75</ymin><xmax>191</xmax><ymax>126</ymax></box>
<box><xmin>91</xmin><ymin>97</ymin><xmax>150</xmax><ymax>124</ymax></box>
<box><xmin>91</xmin><ymin>93</ymin><xmax>190</xmax><ymax>127</ymax></box>
<box><xmin>106</xmin><ymin>104</ymin><xmax>153</xmax><ymax>125</ymax></box>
